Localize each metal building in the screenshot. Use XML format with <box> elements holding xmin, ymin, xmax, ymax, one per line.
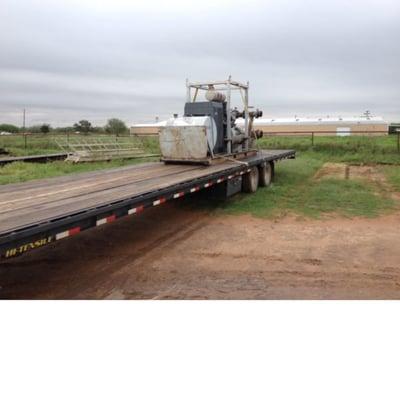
<box><xmin>130</xmin><ymin>121</ymin><xmax>167</xmax><ymax>136</ymax></box>
<box><xmin>131</xmin><ymin>116</ymin><xmax>389</xmax><ymax>137</ymax></box>
<box><xmin>246</xmin><ymin>116</ymin><xmax>389</xmax><ymax>136</ymax></box>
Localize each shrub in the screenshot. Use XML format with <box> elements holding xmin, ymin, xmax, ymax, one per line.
<box><xmin>104</xmin><ymin>118</ymin><xmax>128</xmax><ymax>135</ymax></box>
<box><xmin>0</xmin><ymin>124</ymin><xmax>20</xmax><ymax>133</ymax></box>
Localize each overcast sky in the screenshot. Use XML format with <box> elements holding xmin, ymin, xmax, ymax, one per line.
<box><xmin>1</xmin><ymin>0</ymin><xmax>399</xmax><ymax>127</ymax></box>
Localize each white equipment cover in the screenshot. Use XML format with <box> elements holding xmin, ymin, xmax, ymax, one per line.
<box><xmin>159</xmin><ymin>116</ymin><xmax>217</xmax><ymax>161</ymax></box>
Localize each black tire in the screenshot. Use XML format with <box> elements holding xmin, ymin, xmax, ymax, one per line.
<box><xmin>242</xmin><ymin>166</ymin><xmax>259</xmax><ymax>193</ymax></box>
<box><xmin>259</xmin><ymin>162</ymin><xmax>273</xmax><ymax>187</ymax></box>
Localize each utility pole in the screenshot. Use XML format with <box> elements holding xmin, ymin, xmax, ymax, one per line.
<box><xmin>22</xmin><ymin>109</ymin><xmax>27</xmax><ymax>151</ymax></box>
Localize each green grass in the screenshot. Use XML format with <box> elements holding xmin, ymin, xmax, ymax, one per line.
<box><xmin>198</xmin><ymin>154</ymin><xmax>397</xmax><ymax>219</ymax></box>
<box><xmin>382</xmin><ymin>165</ymin><xmax>400</xmax><ymax>191</ymax></box>
<box><xmin>214</xmin><ymin>156</ymin><xmax>322</xmax><ymax>217</ymax></box>
<box><xmin>0</xmin><ymin>136</ymin><xmax>60</xmax><ymax>156</ymax></box>
<box><xmin>0</xmin><ymin>134</ymin><xmax>160</xmax><ymax>157</ymax></box>
<box><xmin>0</xmin><ymin>135</ymin><xmax>161</xmax><ymax>185</ymax></box>
<box><xmin>299</xmin><ymin>178</ymin><xmax>394</xmax><ymax>218</ymax></box>
<box><xmin>258</xmin><ymin>135</ymin><xmax>400</xmax><ymax>164</ymax></box>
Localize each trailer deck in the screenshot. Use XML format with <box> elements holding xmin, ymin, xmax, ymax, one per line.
<box><xmin>0</xmin><ymin>149</ymin><xmax>295</xmax><ymax>259</ymax></box>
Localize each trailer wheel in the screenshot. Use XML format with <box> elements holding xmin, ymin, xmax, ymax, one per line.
<box><xmin>259</xmin><ymin>162</ymin><xmax>273</xmax><ymax>187</ymax></box>
<box><xmin>242</xmin><ymin>166</ymin><xmax>259</xmax><ymax>193</ymax></box>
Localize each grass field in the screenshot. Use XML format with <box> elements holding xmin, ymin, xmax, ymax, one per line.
<box><xmin>382</xmin><ymin>165</ymin><xmax>400</xmax><ymax>191</ymax></box>
<box><xmin>215</xmin><ymin>155</ymin><xmax>397</xmax><ymax>218</ymax></box>
<box><xmin>1</xmin><ymin>134</ymin><xmax>63</xmax><ymax>156</ymax></box>
<box><xmin>0</xmin><ymin>133</ymin><xmax>160</xmax><ymax>157</ymax></box>
<box><xmin>0</xmin><ymin>135</ymin><xmax>160</xmax><ymax>185</ymax></box>
<box><xmin>194</xmin><ymin>136</ymin><xmax>400</xmax><ymax>218</ymax></box>
<box><xmin>1</xmin><ymin>135</ymin><xmax>400</xmax><ymax>218</ymax></box>
<box><xmin>257</xmin><ymin>135</ymin><xmax>400</xmax><ymax>164</ymax></box>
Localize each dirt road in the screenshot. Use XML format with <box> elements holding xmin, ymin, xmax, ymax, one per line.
<box><xmin>1</xmin><ymin>201</ymin><xmax>400</xmax><ymax>299</ymax></box>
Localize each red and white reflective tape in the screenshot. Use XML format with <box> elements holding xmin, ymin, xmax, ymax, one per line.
<box><xmin>96</xmin><ymin>215</ymin><xmax>116</xmax><ymax>226</ymax></box>
<box><xmin>190</xmin><ymin>186</ymin><xmax>200</xmax><ymax>193</ymax></box>
<box><xmin>173</xmin><ymin>192</ymin><xmax>185</xmax><ymax>199</ymax></box>
<box><xmin>128</xmin><ymin>205</ymin><xmax>144</xmax><ymax>215</ymax></box>
<box><xmin>153</xmin><ymin>197</ymin><xmax>166</xmax><ymax>206</ymax></box>
<box><xmin>204</xmin><ymin>182</ymin><xmax>213</xmax><ymax>188</ymax></box>
<box><xmin>55</xmin><ymin>226</ymin><xmax>81</xmax><ymax>240</ymax></box>
<box><xmin>217</xmin><ymin>178</ymin><xmax>224</xmax><ymax>183</ymax></box>
<box><xmin>228</xmin><ymin>175</ymin><xmax>234</xmax><ymax>180</ymax></box>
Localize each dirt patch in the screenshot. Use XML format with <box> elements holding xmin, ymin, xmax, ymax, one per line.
<box><xmin>314</xmin><ymin>162</ymin><xmax>388</xmax><ymax>183</ymax></box>
<box><xmin>1</xmin><ymin>202</ymin><xmax>400</xmax><ymax>299</ymax></box>
<box><xmin>314</xmin><ymin>162</ymin><xmax>348</xmax><ymax>180</ymax></box>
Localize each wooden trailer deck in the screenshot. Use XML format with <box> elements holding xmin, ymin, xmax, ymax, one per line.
<box><xmin>0</xmin><ymin>149</ymin><xmax>295</xmax><ymax>259</ymax></box>
<box><xmin>0</xmin><ymin>161</ymin><xmax>227</xmax><ymax>235</ymax></box>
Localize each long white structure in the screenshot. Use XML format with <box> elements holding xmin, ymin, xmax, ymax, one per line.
<box><xmin>131</xmin><ymin>115</ymin><xmax>389</xmax><ymax>136</ymax></box>
<box><xmin>243</xmin><ymin>116</ymin><xmax>389</xmax><ymax>136</ymax></box>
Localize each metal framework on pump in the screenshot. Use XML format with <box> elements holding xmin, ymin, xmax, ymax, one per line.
<box><xmin>186</xmin><ymin>76</ymin><xmax>250</xmax><ymax>154</ymax></box>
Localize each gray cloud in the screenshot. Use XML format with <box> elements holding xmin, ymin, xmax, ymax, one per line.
<box><xmin>1</xmin><ymin>0</ymin><xmax>399</xmax><ymax>126</ymax></box>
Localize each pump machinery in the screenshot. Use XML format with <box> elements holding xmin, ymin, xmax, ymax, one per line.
<box><xmin>159</xmin><ymin>77</ymin><xmax>263</xmax><ymax>165</ymax></box>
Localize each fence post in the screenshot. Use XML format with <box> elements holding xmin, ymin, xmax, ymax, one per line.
<box><xmin>24</xmin><ymin>133</ymin><xmax>27</xmax><ymax>151</ymax></box>
<box><xmin>311</xmin><ymin>132</ymin><xmax>314</xmax><ymax>146</ymax></box>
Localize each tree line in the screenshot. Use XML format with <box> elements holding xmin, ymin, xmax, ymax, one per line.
<box><xmin>0</xmin><ymin>118</ymin><xmax>129</xmax><ymax>135</ymax></box>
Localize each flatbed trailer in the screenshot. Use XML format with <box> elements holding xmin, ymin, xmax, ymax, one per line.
<box><xmin>0</xmin><ymin>149</ymin><xmax>295</xmax><ymax>260</ymax></box>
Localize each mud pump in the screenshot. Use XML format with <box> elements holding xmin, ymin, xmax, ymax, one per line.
<box><xmin>159</xmin><ymin>77</ymin><xmax>264</xmax><ymax>165</ymax></box>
